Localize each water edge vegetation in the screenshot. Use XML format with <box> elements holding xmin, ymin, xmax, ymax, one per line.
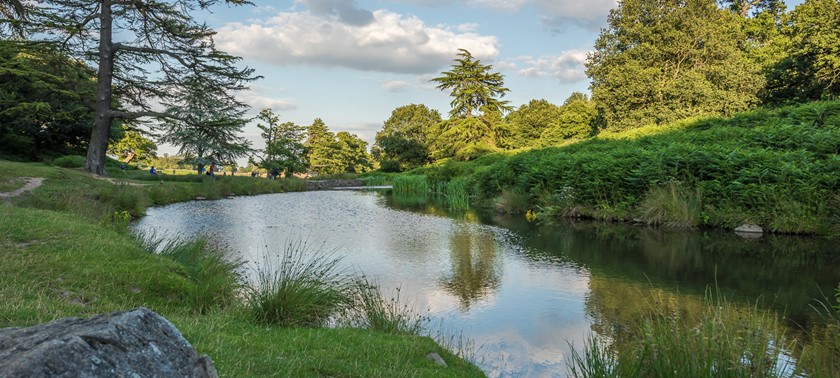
<box><xmin>0</xmin><ymin>160</ymin><xmax>483</xmax><ymax>377</ymax></box>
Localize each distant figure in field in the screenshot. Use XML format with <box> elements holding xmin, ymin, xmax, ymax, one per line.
<box><xmin>250</xmin><ymin>170</ymin><xmax>256</xmax><ymax>178</ymax></box>
<box><xmin>120</xmin><ymin>163</ymin><xmax>126</xmax><ymax>172</ymax></box>
<box><xmin>209</xmin><ymin>163</ymin><xmax>216</xmax><ymax>177</ymax></box>
<box><xmin>149</xmin><ymin>166</ymin><xmax>157</xmax><ymax>175</ymax></box>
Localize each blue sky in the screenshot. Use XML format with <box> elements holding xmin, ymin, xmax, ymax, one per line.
<box><xmin>163</xmin><ymin>0</ymin><xmax>805</xmax><ymax>158</ymax></box>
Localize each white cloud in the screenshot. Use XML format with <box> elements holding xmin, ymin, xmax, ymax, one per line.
<box><xmin>466</xmin><ymin>0</ymin><xmax>527</xmax><ymax>11</ymax></box>
<box><xmin>380</xmin><ymin>80</ymin><xmax>411</xmax><ymax>92</ymax></box>
<box><xmin>502</xmin><ymin>50</ymin><xmax>589</xmax><ymax>83</ymax></box>
<box><xmin>237</xmin><ymin>92</ymin><xmax>297</xmax><ymax>113</ymax></box>
<box><xmin>534</xmin><ymin>0</ymin><xmax>618</xmax><ymax>32</ymax></box>
<box><xmin>216</xmin><ymin>9</ymin><xmax>499</xmax><ymax>74</ymax></box>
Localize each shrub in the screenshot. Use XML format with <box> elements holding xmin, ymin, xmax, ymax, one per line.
<box><xmin>52</xmin><ymin>155</ymin><xmax>86</xmax><ymax>168</ymax></box>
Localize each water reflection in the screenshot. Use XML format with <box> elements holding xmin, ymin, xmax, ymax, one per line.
<box><xmin>440</xmin><ymin>224</ymin><xmax>502</xmax><ymax>310</ymax></box>
<box><xmin>133</xmin><ymin>190</ymin><xmax>840</xmax><ymax>378</ymax></box>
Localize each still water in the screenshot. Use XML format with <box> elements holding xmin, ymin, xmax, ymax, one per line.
<box><xmin>132</xmin><ymin>190</ymin><xmax>840</xmax><ymax>377</ymax></box>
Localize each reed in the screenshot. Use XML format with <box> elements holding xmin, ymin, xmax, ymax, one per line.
<box><xmin>246</xmin><ymin>240</ymin><xmax>352</xmax><ymax>327</ymax></box>
<box><xmin>445</xmin><ymin>177</ymin><xmax>470</xmax><ymax>210</ymax></box>
<box><xmin>346</xmin><ymin>277</ymin><xmax>428</xmax><ymax>335</ymax></box>
<box><xmin>566</xmin><ymin>291</ymin><xmax>795</xmax><ymax>377</ymax></box>
<box><xmin>392</xmin><ymin>175</ymin><xmax>429</xmax><ymax>196</ymax></box>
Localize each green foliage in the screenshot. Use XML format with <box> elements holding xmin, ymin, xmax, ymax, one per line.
<box><xmin>137</xmin><ymin>235</ymin><xmax>243</xmax><ymax>314</ymax></box>
<box><xmin>373</xmin><ymin>104</ymin><xmax>441</xmax><ymax>171</ymax></box>
<box><xmin>639</xmin><ymin>180</ymin><xmax>702</xmax><ymax>228</ymax></box>
<box><xmin>470</xmin><ymin>101</ymin><xmax>840</xmax><ymax>235</ymax></box>
<box><xmin>306</xmin><ymin>119</ymin><xmax>371</xmax><ymax>175</ymax></box>
<box><xmin>431</xmin><ymin>49</ymin><xmax>512</xmax><ymax>119</ymax></box>
<box><xmin>765</xmin><ymin>0</ymin><xmax>840</xmax><ymax>103</ymax></box>
<box><xmin>567</xmin><ymin>291</ymin><xmax>794</xmax><ymax>377</ymax></box>
<box><xmin>51</xmin><ymin>155</ymin><xmax>86</xmax><ymax>168</ymax></box>
<box><xmin>158</xmin><ymin>76</ymin><xmax>252</xmax><ymax>167</ymax></box>
<box><xmin>107</xmin><ymin>127</ymin><xmax>158</xmax><ymax>165</ymax></box>
<box><xmin>0</xmin><ymin>40</ymin><xmax>96</xmax><ymax>160</ymax></box>
<box><xmin>506</xmin><ymin>99</ymin><xmax>565</xmax><ymax>148</ymax></box>
<box><xmin>392</xmin><ymin>175</ymin><xmax>429</xmax><ymax>196</ymax></box>
<box><xmin>539</xmin><ymin>94</ymin><xmax>597</xmax><ymax>146</ymax></box>
<box><xmin>247</xmin><ymin>240</ymin><xmax>352</xmax><ymax>327</ymax></box>
<box><xmin>255</xmin><ymin>108</ymin><xmax>308</xmax><ymax>177</ymax></box>
<box><xmin>347</xmin><ymin>278</ymin><xmax>428</xmax><ymax>335</ymax></box>
<box><xmin>587</xmin><ymin>0</ymin><xmax>764</xmax><ymax>131</ymax></box>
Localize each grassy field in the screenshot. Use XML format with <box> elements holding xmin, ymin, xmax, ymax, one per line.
<box><xmin>0</xmin><ymin>160</ymin><xmax>483</xmax><ymax>377</ymax></box>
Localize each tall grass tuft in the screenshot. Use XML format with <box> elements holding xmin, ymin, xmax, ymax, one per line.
<box><xmin>567</xmin><ymin>290</ymin><xmax>794</xmax><ymax>377</ymax></box>
<box><xmin>346</xmin><ymin>277</ymin><xmax>428</xmax><ymax>335</ymax></box>
<box><xmin>392</xmin><ymin>175</ymin><xmax>429</xmax><ymax>196</ymax></box>
<box><xmin>364</xmin><ymin>175</ymin><xmax>389</xmax><ymax>186</ymax></box>
<box><xmin>639</xmin><ymin>180</ymin><xmax>701</xmax><ymax>228</ymax></box>
<box><xmin>796</xmin><ymin>285</ymin><xmax>840</xmax><ymax>377</ymax></box>
<box><xmin>246</xmin><ymin>240</ymin><xmax>352</xmax><ymax>327</ymax></box>
<box><xmin>445</xmin><ymin>177</ymin><xmax>470</xmax><ymax>210</ymax></box>
<box><xmin>137</xmin><ymin>234</ymin><xmax>243</xmax><ymax>314</ymax></box>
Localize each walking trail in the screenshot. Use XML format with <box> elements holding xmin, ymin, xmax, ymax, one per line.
<box><xmin>0</xmin><ymin>177</ymin><xmax>45</xmax><ymax>199</ymax></box>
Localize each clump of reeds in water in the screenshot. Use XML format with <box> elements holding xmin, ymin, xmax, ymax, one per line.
<box><xmin>444</xmin><ymin>177</ymin><xmax>470</xmax><ymax>210</ymax></box>
<box><xmin>392</xmin><ymin>175</ymin><xmax>429</xmax><ymax>196</ymax></box>
<box><xmin>346</xmin><ymin>277</ymin><xmax>429</xmax><ymax>335</ymax></box>
<box><xmin>246</xmin><ymin>240</ymin><xmax>353</xmax><ymax>327</ymax></box>
<box><xmin>566</xmin><ymin>290</ymin><xmax>796</xmax><ymax>377</ymax></box>
<box><xmin>136</xmin><ymin>233</ymin><xmax>243</xmax><ymax>314</ymax></box>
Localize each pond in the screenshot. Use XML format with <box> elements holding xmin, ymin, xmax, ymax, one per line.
<box><xmin>132</xmin><ymin>190</ymin><xmax>840</xmax><ymax>377</ymax></box>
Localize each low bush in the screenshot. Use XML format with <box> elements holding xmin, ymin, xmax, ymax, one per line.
<box><xmin>52</xmin><ymin>155</ymin><xmax>86</xmax><ymax>168</ymax></box>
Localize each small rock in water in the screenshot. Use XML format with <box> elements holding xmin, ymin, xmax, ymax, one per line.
<box><xmin>734</xmin><ymin>224</ymin><xmax>763</xmax><ymax>239</ymax></box>
<box><xmin>195</xmin><ymin>196</ymin><xmax>206</xmax><ymax>200</ymax></box>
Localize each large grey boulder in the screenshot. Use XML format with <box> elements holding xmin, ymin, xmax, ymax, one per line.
<box><xmin>0</xmin><ymin>307</ymin><xmax>217</xmax><ymax>378</ymax></box>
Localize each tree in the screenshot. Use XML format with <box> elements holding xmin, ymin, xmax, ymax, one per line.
<box><xmin>586</xmin><ymin>0</ymin><xmax>764</xmax><ymax>131</ymax></box>
<box><xmin>505</xmin><ymin>99</ymin><xmax>565</xmax><ymax>149</ymax></box>
<box><xmin>157</xmin><ymin>77</ymin><xmax>252</xmax><ymax>169</ymax></box>
<box><xmin>372</xmin><ymin>104</ymin><xmax>441</xmax><ymax>171</ymax></box>
<box><xmin>335</xmin><ymin>132</ymin><xmax>371</xmax><ymax>174</ymax></box>
<box><xmin>720</xmin><ymin>0</ymin><xmax>784</xmax><ymax>17</ymax></box>
<box><xmin>255</xmin><ymin>109</ymin><xmax>308</xmax><ymax>178</ymax></box>
<box><xmin>27</xmin><ymin>0</ymin><xmax>256</xmax><ymax>175</ymax></box>
<box><xmin>0</xmin><ymin>0</ymin><xmax>29</xmax><ymax>36</ymax></box>
<box><xmin>0</xmin><ymin>40</ymin><xmax>96</xmax><ymax>159</ymax></box>
<box><xmin>539</xmin><ymin>94</ymin><xmax>596</xmax><ymax>146</ymax></box>
<box><xmin>305</xmin><ymin>118</ymin><xmax>340</xmax><ymax>175</ymax></box>
<box><xmin>432</xmin><ymin>49</ymin><xmax>512</xmax><ymax>119</ymax></box>
<box><xmin>765</xmin><ymin>0</ymin><xmax>840</xmax><ymax>102</ymax></box>
<box><xmin>431</xmin><ymin>49</ymin><xmax>513</xmax><ymax>160</ymax></box>
<box><xmin>108</xmin><ymin>127</ymin><xmax>158</xmax><ymax>164</ymax></box>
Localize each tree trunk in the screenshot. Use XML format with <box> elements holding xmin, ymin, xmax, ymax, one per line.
<box><xmin>85</xmin><ymin>0</ymin><xmax>114</xmax><ymax>176</ymax></box>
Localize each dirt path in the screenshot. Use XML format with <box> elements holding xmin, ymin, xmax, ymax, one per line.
<box><xmin>0</xmin><ymin>177</ymin><xmax>45</xmax><ymax>199</ymax></box>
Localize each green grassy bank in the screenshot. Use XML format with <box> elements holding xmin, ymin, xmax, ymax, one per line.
<box><xmin>0</xmin><ymin>161</ymin><xmax>483</xmax><ymax>377</ymax></box>
<box><xmin>405</xmin><ymin>101</ymin><xmax>840</xmax><ymax>236</ymax></box>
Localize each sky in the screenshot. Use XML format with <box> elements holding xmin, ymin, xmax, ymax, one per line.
<box><xmin>160</xmin><ymin>0</ymin><xmax>806</xmax><ymax>160</ymax></box>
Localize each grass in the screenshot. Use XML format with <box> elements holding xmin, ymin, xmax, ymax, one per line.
<box><xmin>247</xmin><ymin>240</ymin><xmax>352</xmax><ymax>327</ymax></box>
<box><xmin>0</xmin><ymin>160</ymin><xmax>484</xmax><ymax>377</ymax></box>
<box><xmin>392</xmin><ymin>175</ymin><xmax>429</xmax><ymax>196</ymax></box>
<box><xmin>348</xmin><ymin>277</ymin><xmax>429</xmax><ymax>335</ymax></box>
<box><xmin>567</xmin><ymin>290</ymin><xmax>796</xmax><ymax>377</ymax></box>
